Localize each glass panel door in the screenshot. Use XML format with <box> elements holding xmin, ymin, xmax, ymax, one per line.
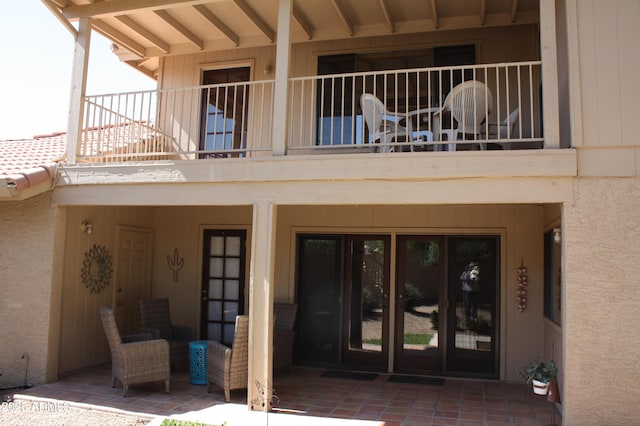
<box><xmin>446</xmin><ymin>236</ymin><xmax>499</xmax><ymax>376</ymax></box>
<box><xmin>295</xmin><ymin>235</ymin><xmax>343</xmax><ymax>365</ymax></box>
<box><xmin>201</xmin><ymin>230</ymin><xmax>246</xmax><ymax>346</ymax></box>
<box><xmin>342</xmin><ymin>236</ymin><xmax>390</xmax><ymax>371</ymax></box>
<box><xmin>395</xmin><ymin>236</ymin><xmax>444</xmax><ymax>373</ymax></box>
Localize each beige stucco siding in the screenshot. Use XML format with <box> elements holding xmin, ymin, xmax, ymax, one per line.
<box><xmin>0</xmin><ymin>193</ymin><xmax>63</xmax><ymax>387</ymax></box>
<box><xmin>563</xmin><ymin>177</ymin><xmax>640</xmax><ymax>424</ymax></box>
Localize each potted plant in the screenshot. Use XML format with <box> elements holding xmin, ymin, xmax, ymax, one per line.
<box><xmin>519</xmin><ymin>358</ymin><xmax>558</xmax><ymax>395</ymax></box>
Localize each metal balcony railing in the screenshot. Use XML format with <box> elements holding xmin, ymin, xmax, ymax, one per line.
<box><xmin>77</xmin><ymin>61</ymin><xmax>544</xmax><ymax>163</ymax></box>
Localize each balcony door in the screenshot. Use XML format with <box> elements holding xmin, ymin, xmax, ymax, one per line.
<box><xmin>200</xmin><ymin>67</ymin><xmax>250</xmax><ymax>158</ymax></box>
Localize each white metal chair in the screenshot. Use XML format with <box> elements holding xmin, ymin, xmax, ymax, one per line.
<box><xmin>360</xmin><ymin>93</ymin><xmax>433</xmax><ymax>153</ymax></box>
<box><xmin>432</xmin><ymin>81</ymin><xmax>494</xmax><ymax>151</ymax></box>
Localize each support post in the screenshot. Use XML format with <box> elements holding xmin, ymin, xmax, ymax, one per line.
<box><xmin>271</xmin><ymin>0</ymin><xmax>292</xmax><ymax>156</ymax></box>
<box><xmin>66</xmin><ymin>17</ymin><xmax>91</xmax><ymax>163</ymax></box>
<box><xmin>247</xmin><ymin>199</ymin><xmax>277</xmax><ymax>411</ymax></box>
<box><xmin>540</xmin><ymin>0</ymin><xmax>560</xmax><ymax>149</ymax></box>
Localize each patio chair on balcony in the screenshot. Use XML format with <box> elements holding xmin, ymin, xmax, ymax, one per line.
<box><xmin>207</xmin><ymin>315</ymin><xmax>249</xmax><ymax>402</ymax></box>
<box><xmin>139</xmin><ymin>298</ymin><xmax>195</xmax><ymax>368</ymax></box>
<box><xmin>99</xmin><ymin>306</ymin><xmax>170</xmax><ymax>397</ymax></box>
<box><xmin>360</xmin><ymin>93</ymin><xmax>433</xmax><ymax>153</ymax></box>
<box><xmin>432</xmin><ymin>80</ymin><xmax>494</xmax><ymax>151</ymax></box>
<box><xmin>274</xmin><ymin>302</ymin><xmax>298</xmax><ymax>374</ymax></box>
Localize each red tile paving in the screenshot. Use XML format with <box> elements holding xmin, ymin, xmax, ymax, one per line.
<box><xmin>7</xmin><ymin>364</ymin><xmax>561</xmax><ymax>425</ymax></box>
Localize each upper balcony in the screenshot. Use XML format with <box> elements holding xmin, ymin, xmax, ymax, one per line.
<box><xmin>79</xmin><ymin>61</ymin><xmax>547</xmax><ymax>162</ymax></box>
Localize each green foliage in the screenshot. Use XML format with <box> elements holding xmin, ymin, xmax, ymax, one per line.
<box><xmin>362</xmin><ymin>286</ymin><xmax>383</xmax><ymax>313</ymax></box>
<box><xmin>403</xmin><ymin>333</ymin><xmax>434</xmax><ymax>344</ymax></box>
<box><xmin>429</xmin><ymin>310</ymin><xmax>439</xmax><ymax>329</ymax></box>
<box><xmin>403</xmin><ymin>283</ymin><xmax>423</xmax><ymax>310</ymax></box>
<box><xmin>161</xmin><ymin>419</ymin><xmax>221</xmax><ymax>426</ymax></box>
<box><xmin>467</xmin><ymin>316</ymin><xmax>491</xmax><ymax>335</ymax></box>
<box><xmin>519</xmin><ymin>358</ymin><xmax>557</xmax><ymax>384</ymax></box>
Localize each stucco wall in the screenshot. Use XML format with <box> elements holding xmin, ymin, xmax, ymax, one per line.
<box><xmin>0</xmin><ymin>193</ymin><xmax>63</xmax><ymax>387</ymax></box>
<box><xmin>563</xmin><ymin>177</ymin><xmax>640</xmax><ymax>424</ymax></box>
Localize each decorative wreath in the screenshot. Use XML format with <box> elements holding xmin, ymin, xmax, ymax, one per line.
<box><xmin>81</xmin><ymin>244</ymin><xmax>113</xmax><ymax>294</ymax></box>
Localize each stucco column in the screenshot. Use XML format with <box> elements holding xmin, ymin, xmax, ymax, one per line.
<box><xmin>66</xmin><ymin>17</ymin><xmax>91</xmax><ymax>163</ymax></box>
<box><xmin>247</xmin><ymin>199</ymin><xmax>277</xmax><ymax>411</ymax></box>
<box><xmin>271</xmin><ymin>0</ymin><xmax>292</xmax><ymax>156</ymax></box>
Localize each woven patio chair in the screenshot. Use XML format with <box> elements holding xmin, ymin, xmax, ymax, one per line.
<box><xmin>139</xmin><ymin>298</ymin><xmax>195</xmax><ymax>367</ymax></box>
<box><xmin>206</xmin><ymin>315</ymin><xmax>249</xmax><ymax>402</ymax></box>
<box><xmin>274</xmin><ymin>302</ymin><xmax>298</xmax><ymax>373</ymax></box>
<box><xmin>99</xmin><ymin>306</ymin><xmax>170</xmax><ymax>397</ymax></box>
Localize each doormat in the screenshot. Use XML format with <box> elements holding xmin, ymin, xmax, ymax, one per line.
<box><xmin>321</xmin><ymin>370</ymin><xmax>378</xmax><ymax>381</ymax></box>
<box><xmin>387</xmin><ymin>375</ymin><xmax>445</xmax><ymax>386</ymax></box>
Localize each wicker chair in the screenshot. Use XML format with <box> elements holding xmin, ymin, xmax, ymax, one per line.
<box><xmin>139</xmin><ymin>298</ymin><xmax>194</xmax><ymax>367</ymax></box>
<box><xmin>274</xmin><ymin>303</ymin><xmax>298</xmax><ymax>373</ymax></box>
<box><xmin>206</xmin><ymin>315</ymin><xmax>249</xmax><ymax>402</ymax></box>
<box><xmin>99</xmin><ymin>307</ymin><xmax>170</xmax><ymax>397</ymax></box>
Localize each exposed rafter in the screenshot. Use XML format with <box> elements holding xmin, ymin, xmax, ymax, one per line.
<box><xmin>378</xmin><ymin>0</ymin><xmax>394</xmax><ymax>33</ymax></box>
<box><xmin>480</xmin><ymin>0</ymin><xmax>486</xmax><ymax>25</ymax></box>
<box><xmin>91</xmin><ymin>19</ymin><xmax>146</xmax><ymax>58</ymax></box>
<box><xmin>41</xmin><ymin>0</ymin><xmax>77</xmax><ymax>37</ymax></box>
<box><xmin>154</xmin><ymin>9</ymin><xmax>204</xmax><ymax>50</ymax></box>
<box><xmin>331</xmin><ymin>0</ymin><xmax>354</xmax><ymax>36</ymax></box>
<box><xmin>62</xmin><ymin>0</ymin><xmax>216</xmax><ymax>19</ymax></box>
<box><xmin>510</xmin><ymin>0</ymin><xmax>519</xmax><ymax>22</ymax></box>
<box><xmin>114</xmin><ymin>15</ymin><xmax>170</xmax><ymax>54</ymax></box>
<box><xmin>193</xmin><ymin>4</ymin><xmax>239</xmax><ymax>46</ymax></box>
<box><xmin>232</xmin><ymin>0</ymin><xmax>275</xmax><ymax>43</ymax></box>
<box><xmin>292</xmin><ymin>5</ymin><xmax>313</xmax><ymax>40</ymax></box>
<box><xmin>430</xmin><ymin>0</ymin><xmax>439</xmax><ymax>29</ymax></box>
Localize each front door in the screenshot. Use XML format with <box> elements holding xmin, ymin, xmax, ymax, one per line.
<box><xmin>341</xmin><ymin>236</ymin><xmax>391</xmax><ymax>371</ymax></box>
<box><xmin>113</xmin><ymin>225</ymin><xmax>153</xmax><ymax>335</ymax></box>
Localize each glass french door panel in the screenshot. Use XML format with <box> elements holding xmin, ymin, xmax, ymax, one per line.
<box><xmin>399</xmin><ymin>238</ymin><xmax>440</xmax><ymax>353</ymax></box>
<box><xmin>209</xmin><ymin>279</ymin><xmax>223</xmax><ymax>298</ymax></box>
<box><xmin>295</xmin><ymin>236</ymin><xmax>343</xmax><ymax>365</ymax></box>
<box><xmin>348</xmin><ymin>239</ymin><xmax>385</xmax><ymax>353</ymax></box>
<box><xmin>447</xmin><ymin>236</ymin><xmax>498</xmax><ymax>375</ymax></box>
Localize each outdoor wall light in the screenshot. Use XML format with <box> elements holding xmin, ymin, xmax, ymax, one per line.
<box><xmin>81</xmin><ymin>221</ymin><xmax>93</xmax><ymax>236</ymax></box>
<box><xmin>553</xmin><ymin>227</ymin><xmax>561</xmax><ymax>244</ymax></box>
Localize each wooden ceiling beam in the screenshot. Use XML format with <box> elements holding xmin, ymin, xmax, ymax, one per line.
<box><xmin>480</xmin><ymin>0</ymin><xmax>486</xmax><ymax>25</ymax></box>
<box><xmin>292</xmin><ymin>5</ymin><xmax>313</xmax><ymax>40</ymax></box>
<box><xmin>62</xmin><ymin>0</ymin><xmax>218</xmax><ymax>19</ymax></box>
<box><xmin>114</xmin><ymin>15</ymin><xmax>170</xmax><ymax>53</ymax></box>
<box><xmin>378</xmin><ymin>0</ymin><xmax>395</xmax><ymax>33</ymax></box>
<box><xmin>41</xmin><ymin>0</ymin><xmax>77</xmax><ymax>37</ymax></box>
<box><xmin>330</xmin><ymin>0</ymin><xmax>354</xmax><ymax>36</ymax></box>
<box><xmin>154</xmin><ymin>9</ymin><xmax>204</xmax><ymax>50</ymax></box>
<box><xmin>430</xmin><ymin>0</ymin><xmax>439</xmax><ymax>29</ymax></box>
<box><xmin>232</xmin><ymin>0</ymin><xmax>275</xmax><ymax>43</ymax></box>
<box><xmin>193</xmin><ymin>4</ymin><xmax>239</xmax><ymax>46</ymax></box>
<box><xmin>91</xmin><ymin>20</ymin><xmax>146</xmax><ymax>58</ymax></box>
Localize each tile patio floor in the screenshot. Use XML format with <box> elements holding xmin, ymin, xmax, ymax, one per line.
<box><xmin>7</xmin><ymin>364</ymin><xmax>561</xmax><ymax>426</ymax></box>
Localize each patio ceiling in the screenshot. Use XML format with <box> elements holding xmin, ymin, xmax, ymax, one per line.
<box><xmin>45</xmin><ymin>0</ymin><xmax>540</xmax><ymax>78</ymax></box>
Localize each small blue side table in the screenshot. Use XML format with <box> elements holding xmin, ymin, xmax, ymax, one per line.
<box><xmin>189</xmin><ymin>340</ymin><xmax>208</xmax><ymax>385</ymax></box>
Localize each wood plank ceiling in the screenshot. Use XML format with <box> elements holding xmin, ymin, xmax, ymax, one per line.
<box><xmin>44</xmin><ymin>0</ymin><xmax>539</xmax><ymax>79</ymax></box>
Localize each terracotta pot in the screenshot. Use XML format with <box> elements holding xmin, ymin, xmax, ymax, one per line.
<box><xmin>532</xmin><ymin>379</ymin><xmax>550</xmax><ymax>395</ymax></box>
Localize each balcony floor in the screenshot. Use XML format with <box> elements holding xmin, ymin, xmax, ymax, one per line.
<box><xmin>5</xmin><ymin>364</ymin><xmax>560</xmax><ymax>425</ymax></box>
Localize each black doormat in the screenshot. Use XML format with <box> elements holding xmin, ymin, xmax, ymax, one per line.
<box><xmin>321</xmin><ymin>370</ymin><xmax>378</xmax><ymax>381</ymax></box>
<box><xmin>387</xmin><ymin>375</ymin><xmax>445</xmax><ymax>385</ymax></box>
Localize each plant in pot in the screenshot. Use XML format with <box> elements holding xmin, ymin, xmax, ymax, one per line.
<box><xmin>519</xmin><ymin>358</ymin><xmax>558</xmax><ymax>395</ymax></box>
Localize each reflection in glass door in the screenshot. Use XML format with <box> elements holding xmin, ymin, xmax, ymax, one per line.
<box><xmin>446</xmin><ymin>236</ymin><xmax>499</xmax><ymax>376</ymax></box>
<box><xmin>395</xmin><ymin>236</ymin><xmax>444</xmax><ymax>373</ymax></box>
<box><xmin>342</xmin><ymin>236</ymin><xmax>390</xmax><ymax>371</ymax></box>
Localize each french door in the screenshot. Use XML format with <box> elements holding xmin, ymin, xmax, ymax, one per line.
<box><xmin>295</xmin><ymin>234</ymin><xmax>499</xmax><ymax>377</ymax></box>
<box><xmin>200</xmin><ymin>229</ymin><xmax>246</xmax><ymax>345</ymax></box>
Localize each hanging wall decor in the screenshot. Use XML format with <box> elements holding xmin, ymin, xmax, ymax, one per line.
<box><xmin>516</xmin><ymin>261</ymin><xmax>528</xmax><ymax>312</ymax></box>
<box><xmin>81</xmin><ymin>244</ymin><xmax>113</xmax><ymax>294</ymax></box>
<box><xmin>167</xmin><ymin>248</ymin><xmax>184</xmax><ymax>282</ymax></box>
